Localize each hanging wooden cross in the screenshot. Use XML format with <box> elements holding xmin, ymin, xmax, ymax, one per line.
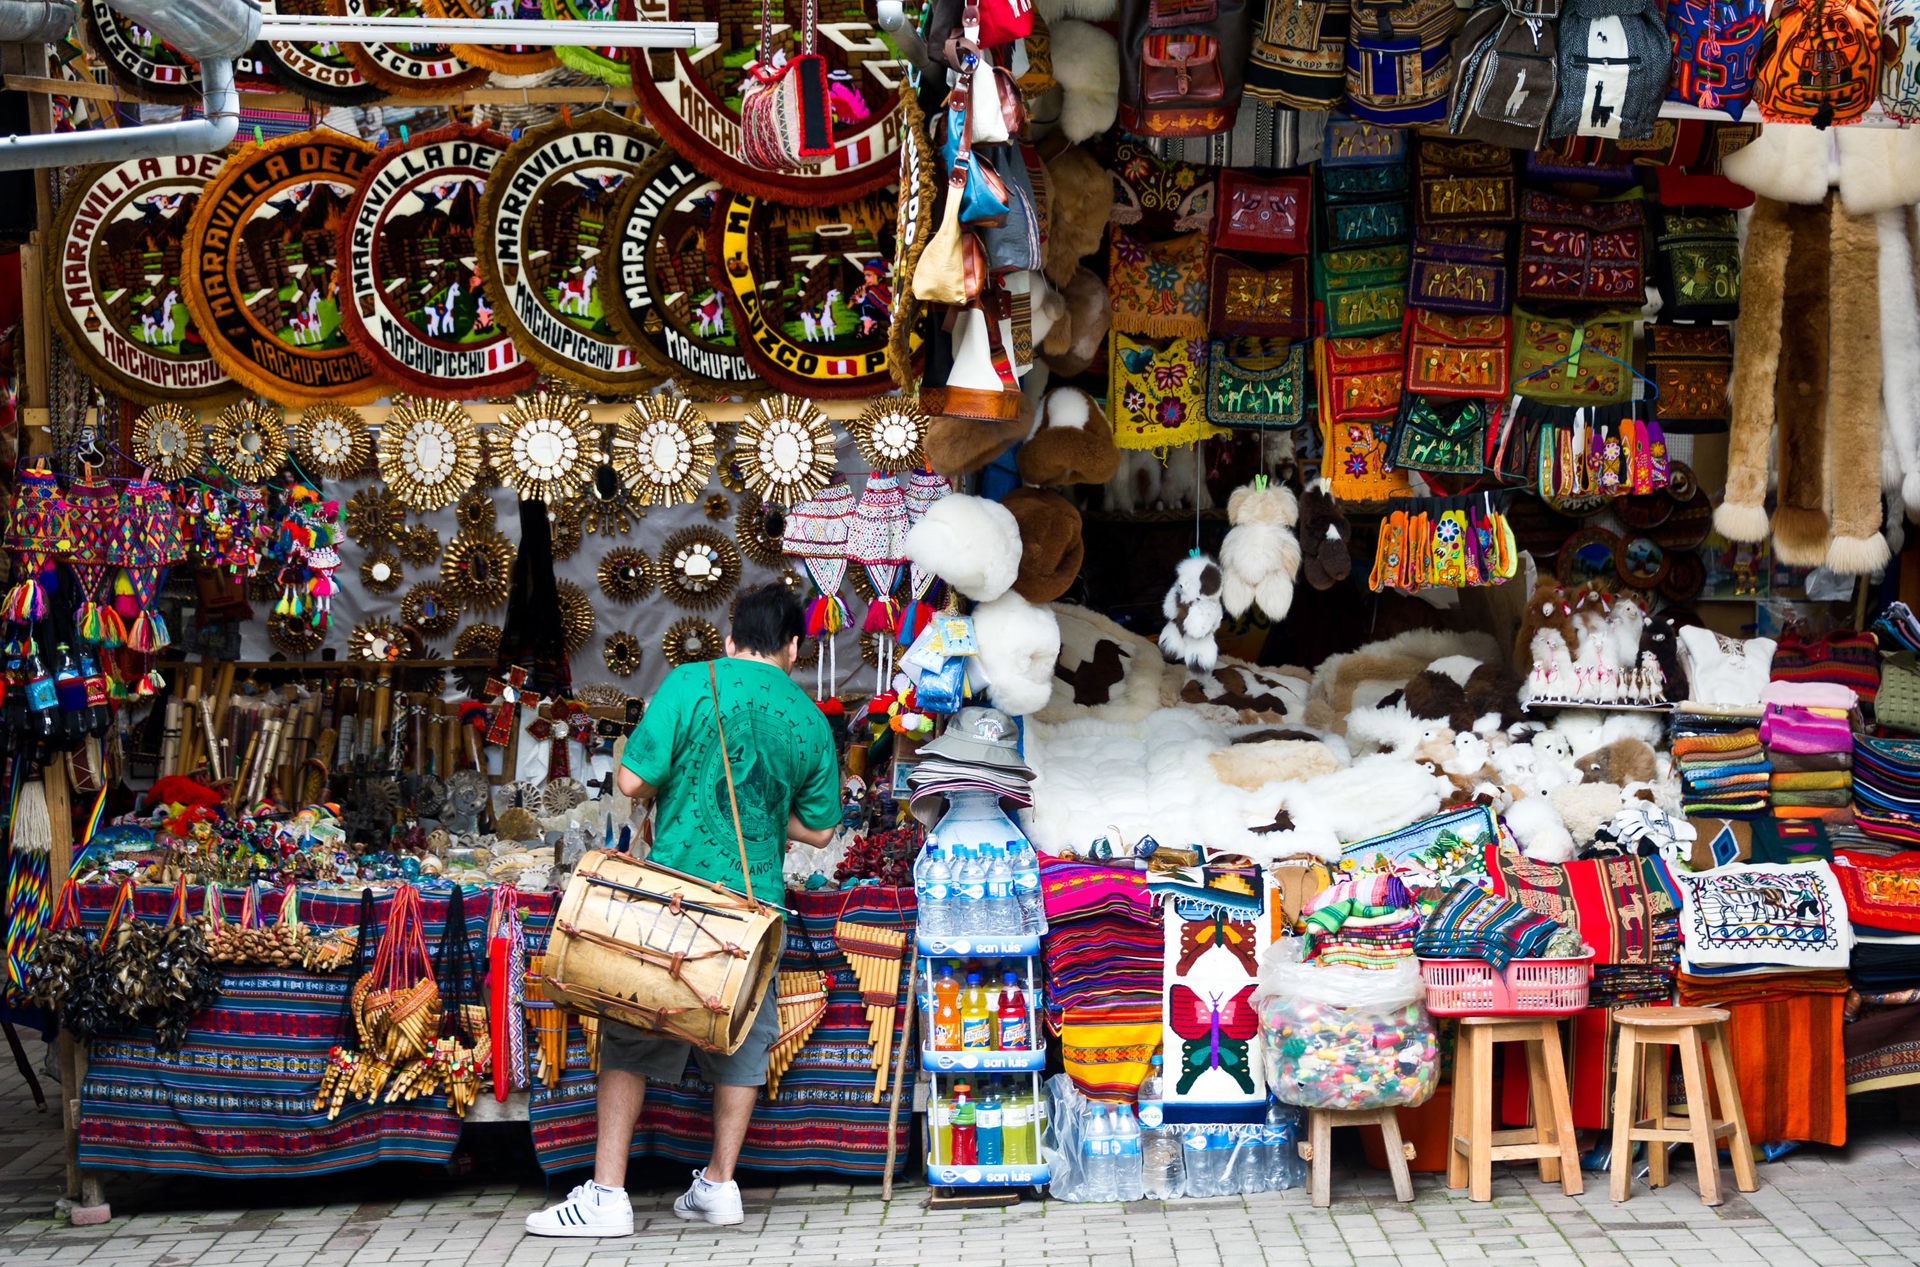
<box><xmin>527</xmin><ymin>699</ymin><xmax>580</xmax><ymax>781</ymax></box>
<box><xmin>481</xmin><ymin>665</ymin><xmax>541</xmax><ymax>746</ymax></box>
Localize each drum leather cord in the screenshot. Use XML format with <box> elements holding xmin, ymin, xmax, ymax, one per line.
<box><xmin>707</xmin><ymin>661</ymin><xmax>762</xmax><ymax>909</ymax></box>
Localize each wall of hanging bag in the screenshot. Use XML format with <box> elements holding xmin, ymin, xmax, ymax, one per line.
<box><xmin>1368</xmin><ymin>492</ymin><xmax>1522</xmax><ymax>591</ymax></box>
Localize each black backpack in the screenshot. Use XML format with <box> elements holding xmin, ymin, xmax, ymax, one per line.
<box><xmin>1447</xmin><ymin>0</ymin><xmax>1560</xmax><ymax>149</ymax></box>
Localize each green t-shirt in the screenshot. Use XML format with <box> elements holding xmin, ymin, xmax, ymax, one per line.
<box><xmin>620</xmin><ymin>657</ymin><xmax>840</xmax><ymax>902</ymax></box>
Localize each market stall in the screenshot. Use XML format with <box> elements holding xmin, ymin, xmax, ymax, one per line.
<box><xmin>2</xmin><ymin>0</ymin><xmax>1920</xmax><ymax>1226</ymax></box>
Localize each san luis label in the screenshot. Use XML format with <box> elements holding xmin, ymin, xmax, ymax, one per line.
<box><xmin>182</xmin><ymin>131</ymin><xmax>388</xmax><ymax>405</ymax></box>
<box><xmin>49</xmin><ymin>153</ymin><xmax>235</xmax><ymax>405</ymax></box>
<box><xmin>340</xmin><ymin>123</ymin><xmax>534</xmax><ymax>397</ymax></box>
<box><xmin>603</xmin><ymin>147</ymin><xmax>762</xmax><ymax>390</ymax></box>
<box><xmin>477</xmin><ymin>113</ymin><xmax>657</xmax><ymax>394</ymax></box>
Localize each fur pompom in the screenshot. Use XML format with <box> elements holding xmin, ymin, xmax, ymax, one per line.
<box><xmin>1159</xmin><ymin>554</ymin><xmax>1224</xmax><ymax>670</ymax></box>
<box><xmin>904</xmin><ymin>494</ymin><xmax>1022</xmax><ymax>603</ymax></box>
<box><xmin>1050</xmin><ymin>20</ymin><xmax>1119</xmax><ymax>143</ymax></box>
<box><xmin>973</xmin><ymin>591</ymin><xmax>1063</xmax><ymax>717</ymax></box>
<box><xmin>1713</xmin><ymin>499</ymin><xmax>1772</xmax><ymax>544</ymax></box>
<box><xmin>1826</xmin><ymin>532</ymin><xmax>1893</xmax><ymax>575</ymax></box>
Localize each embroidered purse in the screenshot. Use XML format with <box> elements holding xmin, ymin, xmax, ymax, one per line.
<box><xmin>1322</xmin><ymin>111</ymin><xmax>1409</xmax><ymax>165</ymax></box>
<box><xmin>1322</xmin><ymin>411</ymin><xmax>1411</xmax><ymax>501</ymax></box>
<box><xmin>1321</xmin><ymin>179</ymin><xmax>1410</xmax><ymax>247</ymax></box>
<box><xmin>1315</xmin><ymin>244</ymin><xmax>1410</xmax><ymax>336</ymax></box>
<box><xmin>1110</xmin><ymin>229</ymin><xmax>1210</xmax><ymax>336</ymax></box>
<box><xmin>1208</xmin><ymin>337</ymin><xmax>1308</xmax><ymax>426</ymax></box>
<box><xmin>1248</xmin><ymin>0</ymin><xmax>1352</xmax><ymax>107</ymax></box>
<box><xmin>1645</xmin><ymin>322</ymin><xmax>1733</xmax><ymax>433</ymax></box>
<box><xmin>1409</xmin><ymin>224</ymin><xmax>1510</xmax><ymax>314</ymax></box>
<box><xmin>1525</xmin><ymin>139</ymin><xmax>1639</xmax><ymax>186</ymax></box>
<box><xmin>1213</xmin><ymin>170</ymin><xmax>1313</xmax><ymax>253</ymax></box>
<box><xmin>1405</xmin><ymin>309</ymin><xmax>1511</xmax><ymax>397</ymax></box>
<box><xmin>739</xmin><ymin>0</ymin><xmax>834</xmax><ymax>171</ymax></box>
<box><xmin>1651</xmin><ymin>206</ymin><xmax>1740</xmax><ymax>321</ymax></box>
<box><xmin>1516</xmin><ymin>188</ymin><xmax>1646</xmax><ymax>306</ymax></box>
<box><xmin>1344</xmin><ymin>0</ymin><xmax>1461</xmax><ymax>126</ymax></box>
<box><xmin>1110</xmin><ymin>139</ymin><xmax>1216</xmax><ymax>231</ymax></box>
<box><xmin>1209</xmin><ymin>252</ymin><xmax>1311</xmax><ymax>338</ymax></box>
<box><xmin>1413</xmin><ymin>138</ymin><xmax>1517</xmax><ymax>226</ymax></box>
<box><xmin>1322</xmin><ymin>329</ymin><xmax>1405</xmax><ymax>422</ymax></box>
<box><xmin>1511</xmin><ymin>307</ymin><xmax>1635</xmax><ymax>404</ymax></box>
<box><xmin>1110</xmin><ymin>330</ymin><xmax>1218</xmax><ymax>449</ymax></box>
<box><xmin>1388</xmin><ymin>393</ymin><xmax>1491</xmax><ymax>474</ymax></box>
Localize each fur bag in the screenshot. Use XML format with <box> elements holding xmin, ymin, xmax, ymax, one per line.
<box><xmin>1219</xmin><ymin>482</ymin><xmax>1303</xmax><ymax>620</ymax></box>
<box><xmin>1160</xmin><ymin>553</ymin><xmax>1225</xmax><ymax>670</ymax></box>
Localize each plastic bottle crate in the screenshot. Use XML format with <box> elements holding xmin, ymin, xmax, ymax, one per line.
<box><xmin>1417</xmin><ymin>948</ymin><xmax>1594</xmax><ymax>1017</ymax></box>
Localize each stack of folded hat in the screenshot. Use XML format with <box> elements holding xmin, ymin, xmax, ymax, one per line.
<box><xmin>1851</xmin><ymin>733</ymin><xmax>1920</xmax><ymax>845</ymax></box>
<box><xmin>1760</xmin><ymin>681</ymin><xmax>1857</xmax><ymax>824</ymax></box>
<box><xmin>905</xmin><ymin>705</ymin><xmax>1034</xmax><ymax>826</ymax></box>
<box><xmin>1672</xmin><ymin>707</ymin><xmax>1770</xmax><ymax>817</ymax></box>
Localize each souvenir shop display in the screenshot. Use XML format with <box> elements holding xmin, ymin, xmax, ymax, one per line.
<box><xmin>19</xmin><ymin>0</ymin><xmax>1920</xmax><ymax>1221</ymax></box>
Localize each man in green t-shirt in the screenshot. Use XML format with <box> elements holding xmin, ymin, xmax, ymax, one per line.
<box><xmin>526</xmin><ymin>584</ymin><xmax>840</xmax><ymax>1238</ymax></box>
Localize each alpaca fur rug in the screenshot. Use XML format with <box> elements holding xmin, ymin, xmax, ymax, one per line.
<box><xmin>1771</xmin><ymin>198</ymin><xmax>1833</xmax><ymax>565</ymax></box>
<box><xmin>1826</xmin><ymin>203</ymin><xmax>1890</xmax><ymax>573</ymax></box>
<box><xmin>1718</xmin><ymin>196</ymin><xmax>1790</xmax><ymax>544</ymax></box>
<box><xmin>1037</xmin><ymin>602</ymin><xmax>1168</xmax><ymax>723</ymax></box>
<box><xmin>1309</xmin><ymin>629</ymin><xmax>1504</xmax><ymax>720</ymax></box>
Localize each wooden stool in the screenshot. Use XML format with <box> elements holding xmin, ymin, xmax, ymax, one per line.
<box><xmin>1298</xmin><ymin>1107</ymin><xmax>1416</xmax><ymax>1208</ymax></box>
<box><xmin>1607</xmin><ymin>1005</ymin><xmax>1758</xmax><ymax>1206</ymax></box>
<box><xmin>1446</xmin><ymin>1016</ymin><xmax>1583</xmax><ymax>1202</ymax></box>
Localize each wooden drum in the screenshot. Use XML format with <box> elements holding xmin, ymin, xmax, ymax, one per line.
<box><xmin>544</xmin><ymin>849</ymin><xmax>784</xmax><ymax>1055</ymax></box>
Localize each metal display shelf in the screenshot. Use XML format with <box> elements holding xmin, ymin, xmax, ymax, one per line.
<box><xmin>927</xmin><ymin>1163</ymin><xmax>1051</xmax><ymax>1188</ymax></box>
<box><xmin>921</xmin><ymin>1047</ymin><xmax>1048</xmax><ymax>1074</ymax></box>
<box><xmin>917</xmin><ymin>933</ymin><xmax>1042</xmax><ymax>957</ymax></box>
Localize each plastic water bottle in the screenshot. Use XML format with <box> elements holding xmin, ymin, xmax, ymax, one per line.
<box><xmin>983</xmin><ymin>844</ymin><xmax>1018</xmax><ymax>936</ymax></box>
<box><xmin>1138</xmin><ymin>1055</ymin><xmax>1184</xmax><ymax>1199</ymax></box>
<box><xmin>977</xmin><ymin>1088</ymin><xmax>1004</xmax><ymax>1166</ymax></box>
<box><xmin>1264</xmin><ymin>1100</ymin><xmax>1302</xmax><ymax>1190</ymax></box>
<box><xmin>1181</xmin><ymin>1128</ymin><xmax>1222</xmax><ymax>1199</ymax></box>
<box><xmin>1008</xmin><ymin>838</ymin><xmax>1044</xmax><ymax>934</ymax></box>
<box><xmin>1111</xmin><ymin>1105</ymin><xmax>1145</xmax><ymax>1201</ymax></box>
<box><xmin>1083</xmin><ymin>1106</ymin><xmax>1116</xmax><ymax>1201</ymax></box>
<box><xmin>1230</xmin><ymin>1125</ymin><xmax>1265</xmax><ymax>1195</ymax></box>
<box><xmin>916</xmin><ymin>844</ymin><xmax>953</xmax><ymax>936</ymax></box>
<box><xmin>952</xmin><ymin>845</ymin><xmax>988</xmax><ymax>934</ymax></box>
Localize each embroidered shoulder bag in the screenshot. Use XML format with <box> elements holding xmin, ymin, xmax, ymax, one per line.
<box><xmin>1322</xmin><ymin>329</ymin><xmax>1406</xmax><ymax>422</ymax></box>
<box><xmin>1664</xmin><ymin>0</ymin><xmax>1765</xmax><ymax>117</ymax></box>
<box><xmin>1405</xmin><ymin>309</ymin><xmax>1511</xmax><ymax>397</ymax></box>
<box><xmin>1209</xmin><ymin>252</ymin><xmax>1311</xmax><ymax>339</ymax></box>
<box><xmin>1515</xmin><ymin>187</ymin><xmax>1646</xmax><ymax>305</ymax></box>
<box><xmin>739</xmin><ymin>0</ymin><xmax>834</xmax><ymax>171</ymax></box>
<box><xmin>1651</xmin><ymin>206</ymin><xmax>1739</xmax><ymax>321</ymax></box>
<box><xmin>1213</xmin><ymin>170</ymin><xmax>1313</xmax><ymax>253</ymax></box>
<box><xmin>1511</xmin><ymin>307</ymin><xmax>1635</xmax><ymax>404</ymax></box>
<box><xmin>1388</xmin><ymin>393</ymin><xmax>1491</xmax><ymax>475</ymax></box>
<box><xmin>1413</xmin><ymin>138</ymin><xmax>1517</xmax><ymax>226</ymax></box>
<box><xmin>1208</xmin><ymin>337</ymin><xmax>1308</xmax><ymax>426</ymax></box>
<box><xmin>1645</xmin><ymin>322</ymin><xmax>1733</xmax><ymax>432</ymax></box>
<box><xmin>1409</xmin><ymin>224</ymin><xmax>1510</xmax><ymax>314</ymax></box>
<box><xmin>1314</xmin><ymin>244</ymin><xmax>1410</xmax><ymax>336</ymax></box>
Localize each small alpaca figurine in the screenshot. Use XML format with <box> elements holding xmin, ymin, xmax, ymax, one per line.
<box><xmin>1526</xmin><ymin>627</ymin><xmax>1573</xmax><ymax>701</ymax></box>
<box><xmin>1159</xmin><ymin>554</ymin><xmax>1224</xmax><ymax>670</ymax></box>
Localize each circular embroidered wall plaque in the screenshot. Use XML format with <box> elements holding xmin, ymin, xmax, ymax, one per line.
<box><xmin>421</xmin><ymin>0</ymin><xmax>559</xmax><ymax>75</ymax></box>
<box><xmin>542</xmin><ymin>0</ymin><xmax>632</xmax><ymax>84</ymax></box>
<box><xmin>477</xmin><ymin>113</ymin><xmax>658</xmax><ymax>394</ymax></box>
<box><xmin>49</xmin><ymin>153</ymin><xmax>236</xmax><ymax>405</ymax></box>
<box><xmin>710</xmin><ymin>189</ymin><xmax>911</xmax><ymax>397</ymax></box>
<box><xmin>888</xmin><ymin>86</ymin><xmax>933</xmax><ymax>391</ymax></box>
<box><xmin>341</xmin><ymin>123</ymin><xmax>534</xmax><ymax>398</ymax></box>
<box><xmin>182</xmin><ymin>131</ymin><xmax>388</xmax><ymax>406</ymax></box>
<box><xmin>328</xmin><ymin>0</ymin><xmax>491</xmax><ymax>96</ymax></box>
<box><xmin>603</xmin><ymin>147</ymin><xmax>762</xmax><ymax>390</ymax></box>
<box><xmin>81</xmin><ymin>0</ymin><xmax>201</xmax><ymax>105</ymax></box>
<box><xmin>627</xmin><ymin>0</ymin><xmax>904</xmax><ymax>206</ymax></box>
<box><xmin>258</xmin><ymin>0</ymin><xmax>384</xmax><ymax>105</ymax></box>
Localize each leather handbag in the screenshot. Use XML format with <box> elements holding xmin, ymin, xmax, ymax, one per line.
<box><xmin>738</xmin><ymin>0</ymin><xmax>834</xmax><ymax>171</ymax></box>
<box><xmin>1213</xmin><ymin>170</ymin><xmax>1313</xmax><ymax>253</ymax></box>
<box><xmin>1209</xmin><ymin>252</ymin><xmax>1311</xmax><ymax>339</ymax></box>
<box><xmin>1207</xmin><ymin>338</ymin><xmax>1307</xmax><ymax>426</ymax></box>
<box><xmin>913</xmin><ymin>183</ymin><xmax>971</xmax><ymax>305</ymax></box>
<box><xmin>938</xmin><ymin>74</ymin><xmax>1012</xmax><ymax>228</ymax></box>
<box><xmin>1119</xmin><ymin>0</ymin><xmax>1255</xmax><ymax>138</ymax></box>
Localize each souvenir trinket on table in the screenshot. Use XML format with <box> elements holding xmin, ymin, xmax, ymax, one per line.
<box><xmin>332</xmin><ymin>0</ymin><xmax>491</xmax><ymax>96</ymax></box>
<box><xmin>341</xmin><ymin>123</ymin><xmax>533</xmax><ymax>399</ymax></box>
<box><xmin>710</xmin><ymin>187</ymin><xmax>915</xmax><ymax>397</ymax></box>
<box><xmin>603</xmin><ymin>148</ymin><xmax>764</xmax><ymax>391</ymax></box>
<box><xmin>49</xmin><ymin>153</ymin><xmax>235</xmax><ymax>405</ymax></box>
<box><xmin>477</xmin><ymin>113</ymin><xmax>658</xmax><ymax>395</ymax></box>
<box><xmin>182</xmin><ymin>131</ymin><xmax>388</xmax><ymax>406</ymax></box>
<box><xmin>628</xmin><ymin>0</ymin><xmax>904</xmax><ymax>204</ymax></box>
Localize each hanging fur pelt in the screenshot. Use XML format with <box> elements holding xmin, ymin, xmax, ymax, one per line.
<box><xmin>1879</xmin><ymin>208</ymin><xmax>1920</xmax><ymax>523</ymax></box>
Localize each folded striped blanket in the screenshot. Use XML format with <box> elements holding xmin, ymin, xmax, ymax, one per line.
<box><xmin>1414</xmin><ymin>880</ymin><xmax>1572</xmax><ymax>969</ymax></box>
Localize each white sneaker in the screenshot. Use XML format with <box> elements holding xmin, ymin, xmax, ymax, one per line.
<box><xmin>673</xmin><ymin>1169</ymin><xmax>745</xmax><ymax>1226</ymax></box>
<box><xmin>525</xmin><ymin>1183</ymin><xmax>634</xmax><ymax>1237</ymax></box>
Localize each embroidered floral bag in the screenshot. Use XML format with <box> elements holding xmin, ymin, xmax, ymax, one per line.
<box><xmin>1314</xmin><ymin>244</ymin><xmax>1410</xmax><ymax>336</ymax></box>
<box><xmin>1645</xmin><ymin>322</ymin><xmax>1733</xmax><ymax>432</ymax></box>
<box><xmin>1409</xmin><ymin>224</ymin><xmax>1511</xmax><ymax>314</ymax></box>
<box><xmin>1511</xmin><ymin>307</ymin><xmax>1636</xmax><ymax>404</ymax></box>
<box><xmin>1207</xmin><ymin>338</ymin><xmax>1308</xmax><ymax>426</ymax></box>
<box><xmin>1405</xmin><ymin>309</ymin><xmax>1511</xmax><ymax>397</ymax></box>
<box><xmin>1209</xmin><ymin>252</ymin><xmax>1312</xmax><ymax>339</ymax></box>
<box><xmin>1651</xmin><ymin>205</ymin><xmax>1740</xmax><ymax>321</ymax></box>
<box><xmin>1515</xmin><ymin>187</ymin><xmax>1646</xmax><ymax>305</ymax></box>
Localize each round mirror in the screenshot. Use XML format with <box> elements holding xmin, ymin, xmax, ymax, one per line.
<box><xmin>369</xmin><ymin>560</ymin><xmax>393</xmax><ymax>583</ymax></box>
<box><xmin>1617</xmin><ymin>536</ymin><xmax>1670</xmax><ymax>589</ymax></box>
<box><xmin>415</xmin><ymin>431</ymin><xmax>447</xmax><ymax>475</ymax></box>
<box><xmin>650</xmin><ymin>434</ymin><xmax>681</xmax><ymax>469</ymax></box>
<box><xmin>526</xmin><ymin>428</ymin><xmax>568</xmax><ymax>469</ymax></box>
<box><xmin>769</xmin><ymin>431</ymin><xmax>802</xmax><ymax>470</ymax></box>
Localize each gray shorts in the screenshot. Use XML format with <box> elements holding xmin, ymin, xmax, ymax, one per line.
<box><xmin>597</xmin><ymin>976</ymin><xmax>780</xmax><ymax>1087</ymax></box>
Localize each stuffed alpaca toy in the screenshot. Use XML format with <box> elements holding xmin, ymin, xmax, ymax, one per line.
<box><xmin>1505</xmin><ymin>795</ymin><xmax>1577</xmax><ymax>862</ymax></box>
<box><xmin>1037</xmin><ymin>266</ymin><xmax>1111</xmax><ymax>377</ymax></box>
<box><xmin>1524</xmin><ymin>628</ymin><xmax>1574</xmax><ymax>702</ymax></box>
<box><xmin>972</xmin><ymin>591</ymin><xmax>1062</xmax><ymax>717</ymax></box>
<box><xmin>1106</xmin><ymin>449</ymin><xmax>1162</xmax><ymax>514</ymax></box>
<box><xmin>1296</xmin><ymin>486</ymin><xmax>1352</xmax><ymax>590</ymax></box>
<box><xmin>1575</xmin><ymin>738</ymin><xmax>1659</xmax><ymax>787</ymax></box>
<box><xmin>1159</xmin><ymin>553</ymin><xmax>1224</xmax><ymax>670</ymax></box>
<box><xmin>1512</xmin><ymin>578</ymin><xmax>1577</xmax><ymax>672</ymax></box>
<box><xmin>1219</xmin><ymin>482</ymin><xmax>1302</xmax><ymax>620</ymax></box>
<box><xmin>1019</xmin><ymin>387</ymin><xmax>1122</xmax><ymax>487</ymax></box>
<box><xmin>1042</xmin><ymin>146</ymin><xmax>1111</xmax><ymax>287</ymax></box>
<box><xmin>1638</xmin><ymin>608</ymin><xmax>1689</xmax><ymax>699</ymax></box>
<box><xmin>1049</xmin><ymin>19</ymin><xmax>1119</xmax><ymax>143</ymax></box>
<box><xmin>1528</xmin><ymin>730</ymin><xmax>1581</xmax><ymax>793</ymax></box>
<box><xmin>903</xmin><ymin>494</ymin><xmax>1022</xmax><ymax>602</ymax></box>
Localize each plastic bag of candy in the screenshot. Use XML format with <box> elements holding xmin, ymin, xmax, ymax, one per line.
<box><xmin>1254</xmin><ymin>937</ymin><xmax>1439</xmax><ymax>1110</ymax></box>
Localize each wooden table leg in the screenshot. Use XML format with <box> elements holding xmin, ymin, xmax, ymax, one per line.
<box><xmin>1308</xmin><ymin>1109</ymin><xmax>1333</xmax><ymax>1208</ymax></box>
<box><xmin>1705</xmin><ymin>1024</ymin><xmax>1758</xmax><ymax>1194</ymax></box>
<box><xmin>1608</xmin><ymin>1027</ymin><xmax>1640</xmax><ymax>1203</ymax></box>
<box><xmin>1377</xmin><ymin>1110</ymin><xmax>1415</xmax><ymax>1202</ymax></box>
<box><xmin>1468</xmin><ymin>1026</ymin><xmax>1494</xmax><ymax>1203</ymax></box>
<box><xmin>1677</xmin><ymin>1029</ymin><xmax>1722</xmax><ymax>1206</ymax></box>
<box><xmin>1447</xmin><ymin>1023</ymin><xmax>1474</xmax><ymax>1192</ymax></box>
<box><xmin>1524</xmin><ymin>1032</ymin><xmax>1559</xmax><ymax>1186</ymax></box>
<box><xmin>1642</xmin><ymin>1044</ymin><xmax>1670</xmax><ymax>1191</ymax></box>
<box><xmin>1539</xmin><ymin>1021</ymin><xmax>1583</xmax><ymax>1197</ymax></box>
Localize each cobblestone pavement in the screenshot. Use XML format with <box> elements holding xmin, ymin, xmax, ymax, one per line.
<box><xmin>4</xmin><ymin>1043</ymin><xmax>1920</xmax><ymax>1267</ymax></box>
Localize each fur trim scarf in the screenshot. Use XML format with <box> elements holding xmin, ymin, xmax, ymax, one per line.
<box><xmin>1716</xmin><ymin>193</ymin><xmax>1890</xmax><ymax>575</ymax></box>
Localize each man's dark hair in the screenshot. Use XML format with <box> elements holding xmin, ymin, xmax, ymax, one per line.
<box><xmin>730</xmin><ymin>582</ymin><xmax>807</xmax><ymax>654</ymax></box>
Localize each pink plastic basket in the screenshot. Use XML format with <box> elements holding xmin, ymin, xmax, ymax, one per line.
<box><xmin>1417</xmin><ymin>948</ymin><xmax>1595</xmax><ymax>1017</ymax></box>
